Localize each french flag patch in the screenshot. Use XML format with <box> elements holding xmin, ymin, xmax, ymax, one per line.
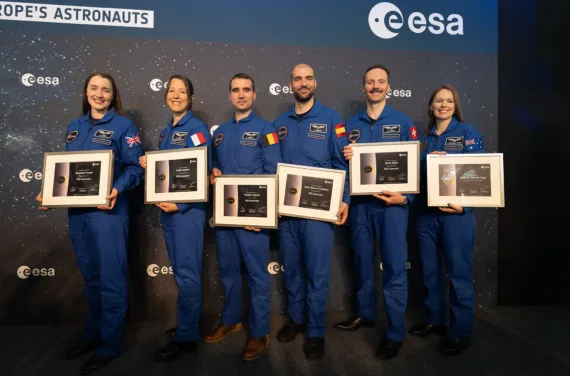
<box><xmin>191</xmin><ymin>132</ymin><xmax>207</xmax><ymax>146</ymax></box>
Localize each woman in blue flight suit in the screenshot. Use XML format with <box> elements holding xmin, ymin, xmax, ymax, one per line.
<box><xmin>409</xmin><ymin>84</ymin><xmax>485</xmax><ymax>356</ymax></box>
<box><xmin>139</xmin><ymin>75</ymin><xmax>211</xmax><ymax>362</ymax></box>
<box><xmin>37</xmin><ymin>72</ymin><xmax>144</xmax><ymax>374</ymax></box>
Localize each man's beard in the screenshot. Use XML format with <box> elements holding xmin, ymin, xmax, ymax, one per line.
<box><xmin>293</xmin><ymin>88</ymin><xmax>315</xmax><ymax>103</ymax></box>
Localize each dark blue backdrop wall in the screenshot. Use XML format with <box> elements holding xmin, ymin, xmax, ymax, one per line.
<box><xmin>0</xmin><ymin>0</ymin><xmax>498</xmax><ymax>323</ymax></box>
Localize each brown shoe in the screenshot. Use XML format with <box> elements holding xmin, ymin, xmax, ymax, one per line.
<box><xmin>242</xmin><ymin>335</ymin><xmax>269</xmax><ymax>362</ymax></box>
<box><xmin>203</xmin><ymin>322</ymin><xmax>243</xmax><ymax>343</ymax></box>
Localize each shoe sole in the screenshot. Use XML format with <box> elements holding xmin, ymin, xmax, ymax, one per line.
<box><xmin>203</xmin><ymin>324</ymin><xmax>243</xmax><ymax>343</ymax></box>
<box><xmin>242</xmin><ymin>337</ymin><xmax>269</xmax><ymax>362</ymax></box>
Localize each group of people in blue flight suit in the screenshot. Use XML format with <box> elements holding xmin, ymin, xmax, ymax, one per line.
<box><xmin>35</xmin><ymin>62</ymin><xmax>484</xmax><ymax>374</ymax></box>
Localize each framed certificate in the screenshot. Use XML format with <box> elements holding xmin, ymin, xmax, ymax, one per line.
<box><xmin>40</xmin><ymin>150</ymin><xmax>114</xmax><ymax>208</ymax></box>
<box><xmin>277</xmin><ymin>163</ymin><xmax>346</xmax><ymax>223</ymax></box>
<box><xmin>349</xmin><ymin>141</ymin><xmax>420</xmax><ymax>195</ymax></box>
<box><xmin>145</xmin><ymin>147</ymin><xmax>208</xmax><ymax>204</ymax></box>
<box><xmin>213</xmin><ymin>175</ymin><xmax>278</xmax><ymax>229</ymax></box>
<box><xmin>427</xmin><ymin>153</ymin><xmax>505</xmax><ymax>207</ymax></box>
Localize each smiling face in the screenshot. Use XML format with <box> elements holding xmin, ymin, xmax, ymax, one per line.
<box><xmin>166</xmin><ymin>78</ymin><xmax>192</xmax><ymax>114</ymax></box>
<box><xmin>86</xmin><ymin>75</ymin><xmax>113</xmax><ymax>114</ymax></box>
<box><xmin>290</xmin><ymin>64</ymin><xmax>316</xmax><ymax>103</ymax></box>
<box><xmin>363</xmin><ymin>67</ymin><xmax>390</xmax><ymax>104</ymax></box>
<box><xmin>430</xmin><ymin>88</ymin><xmax>455</xmax><ymax>121</ymax></box>
<box><xmin>229</xmin><ymin>77</ymin><xmax>256</xmax><ymax>112</ymax></box>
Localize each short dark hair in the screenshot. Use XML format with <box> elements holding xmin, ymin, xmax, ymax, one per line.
<box><xmin>229</xmin><ymin>73</ymin><xmax>255</xmax><ymax>91</ymax></box>
<box><xmin>363</xmin><ymin>64</ymin><xmax>390</xmax><ymax>85</ymax></box>
<box><xmin>165</xmin><ymin>74</ymin><xmax>195</xmax><ymax>110</ymax></box>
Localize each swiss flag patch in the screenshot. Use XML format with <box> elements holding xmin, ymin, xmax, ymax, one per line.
<box><xmin>191</xmin><ymin>132</ymin><xmax>207</xmax><ymax>146</ymax></box>
<box><xmin>409</xmin><ymin>126</ymin><xmax>418</xmax><ymax>140</ymax></box>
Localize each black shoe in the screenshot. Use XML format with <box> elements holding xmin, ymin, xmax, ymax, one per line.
<box><xmin>375</xmin><ymin>338</ymin><xmax>403</xmax><ymax>360</ymax></box>
<box><xmin>438</xmin><ymin>336</ymin><xmax>469</xmax><ymax>356</ymax></box>
<box><xmin>276</xmin><ymin>322</ymin><xmax>306</xmax><ymax>343</ymax></box>
<box><xmin>63</xmin><ymin>340</ymin><xmax>98</xmax><ymax>359</ymax></box>
<box><xmin>79</xmin><ymin>353</ymin><xmax>116</xmax><ymax>375</ymax></box>
<box><xmin>155</xmin><ymin>341</ymin><xmax>198</xmax><ymax>362</ymax></box>
<box><xmin>165</xmin><ymin>326</ymin><xmax>178</xmax><ymax>337</ymax></box>
<box><xmin>304</xmin><ymin>337</ymin><xmax>324</xmax><ymax>360</ymax></box>
<box><xmin>334</xmin><ymin>317</ymin><xmax>375</xmax><ymax>331</ymax></box>
<box><xmin>408</xmin><ymin>323</ymin><xmax>447</xmax><ymax>337</ymax></box>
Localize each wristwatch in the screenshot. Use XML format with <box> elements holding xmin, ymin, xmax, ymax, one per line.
<box><xmin>400</xmin><ymin>196</ymin><xmax>409</xmax><ymax>206</ymax></box>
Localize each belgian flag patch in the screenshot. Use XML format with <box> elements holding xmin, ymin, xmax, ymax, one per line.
<box><xmin>262</xmin><ymin>132</ymin><xmax>279</xmax><ymax>147</ymax></box>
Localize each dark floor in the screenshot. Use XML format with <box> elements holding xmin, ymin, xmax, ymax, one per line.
<box><xmin>1</xmin><ymin>306</ymin><xmax>569</xmax><ymax>376</ymax></box>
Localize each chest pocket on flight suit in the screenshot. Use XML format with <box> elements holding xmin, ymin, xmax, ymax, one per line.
<box><xmin>304</xmin><ymin>123</ymin><xmax>329</xmax><ymax>163</ymax></box>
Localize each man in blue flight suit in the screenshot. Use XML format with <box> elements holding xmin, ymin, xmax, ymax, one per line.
<box><xmin>335</xmin><ymin>65</ymin><xmax>418</xmax><ymax>360</ymax></box>
<box><xmin>274</xmin><ymin>64</ymin><xmax>350</xmax><ymax>360</ymax></box>
<box><xmin>204</xmin><ymin>73</ymin><xmax>282</xmax><ymax>362</ymax></box>
<box><xmin>409</xmin><ymin>84</ymin><xmax>485</xmax><ymax>356</ymax></box>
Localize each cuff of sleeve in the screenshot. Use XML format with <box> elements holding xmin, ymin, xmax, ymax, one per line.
<box><xmin>113</xmin><ymin>180</ymin><xmax>125</xmax><ymax>195</ymax></box>
<box><xmin>462</xmin><ymin>206</ymin><xmax>473</xmax><ymax>214</ymax></box>
<box><xmin>176</xmin><ymin>203</ymin><xmax>192</xmax><ymax>214</ymax></box>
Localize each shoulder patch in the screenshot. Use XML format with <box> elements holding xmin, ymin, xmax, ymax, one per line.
<box><xmin>409</xmin><ymin>126</ymin><xmax>418</xmax><ymax>140</ymax></box>
<box><xmin>262</xmin><ymin>132</ymin><xmax>279</xmax><ymax>147</ymax></box>
<box><xmin>334</xmin><ymin>123</ymin><xmax>346</xmax><ymax>138</ymax></box>
<box><xmin>277</xmin><ymin>125</ymin><xmax>288</xmax><ymax>140</ymax></box>
<box><xmin>66</xmin><ymin>130</ymin><xmax>79</xmax><ymax>143</ymax></box>
<box><xmin>348</xmin><ymin>129</ymin><xmax>360</xmax><ymax>142</ymax></box>
<box><xmin>214</xmin><ymin>133</ymin><xmax>224</xmax><ymax>146</ymax></box>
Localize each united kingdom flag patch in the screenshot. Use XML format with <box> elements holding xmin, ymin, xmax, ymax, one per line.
<box><xmin>126</xmin><ymin>133</ymin><xmax>141</xmax><ymax>148</ymax></box>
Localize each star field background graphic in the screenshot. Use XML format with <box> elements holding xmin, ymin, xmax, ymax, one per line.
<box><xmin>0</xmin><ymin>29</ymin><xmax>497</xmax><ymax>323</ymax></box>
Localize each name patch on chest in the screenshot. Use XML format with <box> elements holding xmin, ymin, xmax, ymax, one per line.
<box><xmin>445</xmin><ymin>136</ymin><xmax>464</xmax><ymax>150</ymax></box>
<box><xmin>309</xmin><ymin>123</ymin><xmax>327</xmax><ymax>133</ymax></box>
<box><xmin>382</xmin><ymin>124</ymin><xmax>401</xmax><ymax>139</ymax></box>
<box><xmin>242</xmin><ymin>132</ymin><xmax>259</xmax><ymax>141</ymax></box>
<box><xmin>172</xmin><ymin>132</ymin><xmax>188</xmax><ymax>146</ymax></box>
<box><xmin>94</xmin><ymin>130</ymin><xmax>114</xmax><ymax>139</ymax></box>
<box><xmin>308</xmin><ymin>133</ymin><xmax>325</xmax><ymax>140</ymax></box>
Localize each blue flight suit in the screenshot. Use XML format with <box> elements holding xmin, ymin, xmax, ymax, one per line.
<box><xmin>211</xmin><ymin>111</ymin><xmax>282</xmax><ymax>338</ymax></box>
<box><xmin>273</xmin><ymin>99</ymin><xmax>349</xmax><ymax>338</ymax></box>
<box><xmin>415</xmin><ymin>116</ymin><xmax>485</xmax><ymax>339</ymax></box>
<box><xmin>157</xmin><ymin>111</ymin><xmax>211</xmax><ymax>343</ymax></box>
<box><xmin>342</xmin><ymin>105</ymin><xmax>418</xmax><ymax>342</ymax></box>
<box><xmin>64</xmin><ymin>110</ymin><xmax>143</xmax><ymax>356</ymax></box>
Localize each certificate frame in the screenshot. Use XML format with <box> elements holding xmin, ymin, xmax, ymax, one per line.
<box><xmin>427</xmin><ymin>153</ymin><xmax>505</xmax><ymax>207</ymax></box>
<box><xmin>40</xmin><ymin>150</ymin><xmax>114</xmax><ymax>208</ymax></box>
<box><xmin>277</xmin><ymin>163</ymin><xmax>346</xmax><ymax>223</ymax></box>
<box><xmin>349</xmin><ymin>141</ymin><xmax>420</xmax><ymax>195</ymax></box>
<box><xmin>213</xmin><ymin>175</ymin><xmax>278</xmax><ymax>229</ymax></box>
<box><xmin>144</xmin><ymin>147</ymin><xmax>208</xmax><ymax>204</ymax></box>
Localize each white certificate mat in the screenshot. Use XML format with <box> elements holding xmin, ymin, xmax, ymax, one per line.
<box><xmin>277</xmin><ymin>163</ymin><xmax>346</xmax><ymax>223</ymax></box>
<box><xmin>145</xmin><ymin>147</ymin><xmax>208</xmax><ymax>203</ymax></box>
<box><xmin>41</xmin><ymin>150</ymin><xmax>113</xmax><ymax>207</ymax></box>
<box><xmin>427</xmin><ymin>153</ymin><xmax>505</xmax><ymax>207</ymax></box>
<box><xmin>213</xmin><ymin>175</ymin><xmax>278</xmax><ymax>229</ymax></box>
<box><xmin>350</xmin><ymin>141</ymin><xmax>420</xmax><ymax>195</ymax></box>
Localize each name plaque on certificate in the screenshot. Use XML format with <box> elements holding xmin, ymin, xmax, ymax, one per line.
<box><xmin>349</xmin><ymin>141</ymin><xmax>420</xmax><ymax>195</ymax></box>
<box><xmin>213</xmin><ymin>175</ymin><xmax>277</xmax><ymax>229</ymax></box>
<box><xmin>427</xmin><ymin>153</ymin><xmax>505</xmax><ymax>207</ymax></box>
<box><xmin>40</xmin><ymin>150</ymin><xmax>114</xmax><ymax>208</ymax></box>
<box><xmin>277</xmin><ymin>163</ymin><xmax>345</xmax><ymax>223</ymax></box>
<box><xmin>145</xmin><ymin>147</ymin><xmax>208</xmax><ymax>204</ymax></box>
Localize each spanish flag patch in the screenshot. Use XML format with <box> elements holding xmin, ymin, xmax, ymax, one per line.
<box><xmin>335</xmin><ymin>123</ymin><xmax>346</xmax><ymax>138</ymax></box>
<box><xmin>262</xmin><ymin>132</ymin><xmax>279</xmax><ymax>147</ymax></box>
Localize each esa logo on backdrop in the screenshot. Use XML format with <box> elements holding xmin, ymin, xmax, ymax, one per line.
<box><xmin>386</xmin><ymin>88</ymin><xmax>411</xmax><ymax>99</ymax></box>
<box><xmin>21</xmin><ymin>73</ymin><xmax>59</xmax><ymax>87</ymax></box>
<box><xmin>368</xmin><ymin>2</ymin><xmax>464</xmax><ymax>39</ymax></box>
<box><xmin>146</xmin><ymin>264</ymin><xmax>173</xmax><ymax>277</ymax></box>
<box><xmin>269</xmin><ymin>83</ymin><xmax>292</xmax><ymax>96</ymax></box>
<box><xmin>17</xmin><ymin>265</ymin><xmax>55</xmax><ymax>279</ymax></box>
<box><xmin>267</xmin><ymin>262</ymin><xmax>284</xmax><ymax>275</ymax></box>
<box><xmin>150</xmin><ymin>79</ymin><xmax>168</xmax><ymax>92</ymax></box>
<box><xmin>19</xmin><ymin>169</ymin><xmax>42</xmax><ymax>182</ymax></box>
